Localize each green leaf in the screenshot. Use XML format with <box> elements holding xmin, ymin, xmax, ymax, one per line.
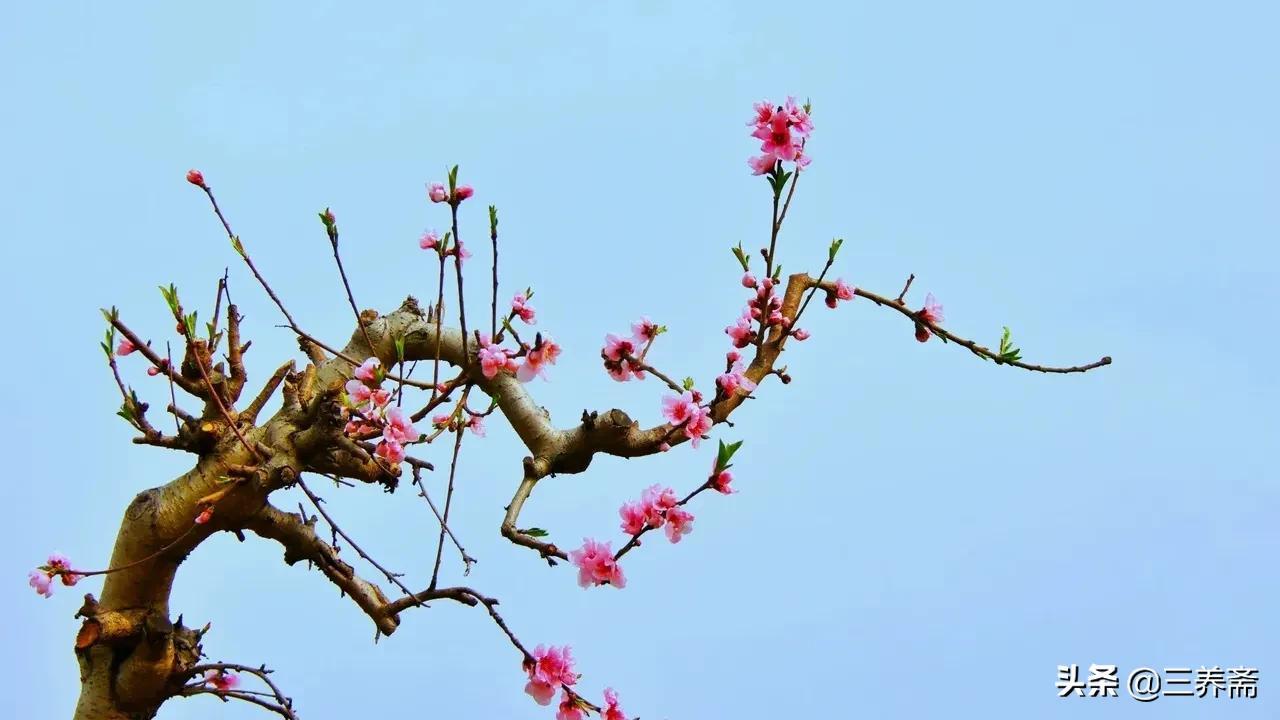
<box><xmin>184</xmin><ymin>311</ymin><xmax>198</xmax><ymax>338</ymax></box>
<box><xmin>520</xmin><ymin>527</ymin><xmax>549</xmax><ymax>538</ymax></box>
<box><xmin>230</xmin><ymin>235</ymin><xmax>245</xmax><ymax>256</ymax></box>
<box><xmin>828</xmin><ymin>238</ymin><xmax>844</xmax><ymax>262</ymax></box>
<box><xmin>394</xmin><ymin>336</ymin><xmax>406</xmax><ymax>363</ymax></box>
<box><xmin>159</xmin><ymin>284</ymin><xmax>179</xmax><ymax>314</ymax></box>
<box><xmin>448</xmin><ymin>165</ymin><xmax>459</xmax><ymax>192</ymax></box>
<box><xmin>682</xmin><ymin>377</ymin><xmax>695</xmax><ymax>391</ymax></box>
<box><xmin>716</xmin><ymin>439</ymin><xmax>744</xmax><ymax>473</ymax></box>
<box><xmin>997</xmin><ymin>326</ymin><xmax>1022</xmax><ymax>363</ymax></box>
<box><xmin>731</xmin><ymin>243</ymin><xmax>750</xmax><ymax>272</ymax></box>
<box><xmin>488</xmin><ymin>205</ymin><xmax>498</xmax><ymax>235</ymax></box>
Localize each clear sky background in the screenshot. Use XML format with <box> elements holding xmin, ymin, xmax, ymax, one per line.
<box><xmin>2</xmin><ymin>2</ymin><xmax>1277</xmax><ymax>718</ymax></box>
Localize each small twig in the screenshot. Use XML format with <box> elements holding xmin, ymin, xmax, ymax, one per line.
<box><xmin>894</xmin><ymin>273</ymin><xmax>915</xmax><ymax>305</ymax></box>
<box><xmin>428</xmin><ymin>416</ymin><xmax>467</xmax><ymax>590</ymax></box>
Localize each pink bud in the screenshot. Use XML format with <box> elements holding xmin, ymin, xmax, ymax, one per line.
<box><xmin>792</xmin><ymin>327</ymin><xmax>811</xmax><ymax>341</ymax></box>
<box><xmin>116</xmin><ymin>339</ymin><xmax>137</xmax><ymax>356</ymax></box>
<box><xmin>428</xmin><ymin>183</ymin><xmax>448</xmax><ymax>203</ymax></box>
<box><xmin>186</xmin><ymin>169</ymin><xmax>205</xmax><ymax>187</ymax></box>
<box><xmin>147</xmin><ymin>366</ymin><xmax>161</xmax><ymax>376</ymax></box>
<box><xmin>726</xmin><ymin>350</ymin><xmax>741</xmax><ymax>363</ymax></box>
<box><xmin>453</xmin><ymin>185</ymin><xmax>474</xmax><ymax>202</ymax></box>
<box><xmin>195</xmin><ymin>507</ymin><xmax>214</xmax><ymax>525</ymax></box>
<box><xmin>741</xmin><ymin>272</ymin><xmax>757</xmax><ymax>288</ymax></box>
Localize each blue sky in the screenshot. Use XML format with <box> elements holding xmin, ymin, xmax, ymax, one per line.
<box><xmin>2</xmin><ymin>1</ymin><xmax>1277</xmax><ymax>718</ymax></box>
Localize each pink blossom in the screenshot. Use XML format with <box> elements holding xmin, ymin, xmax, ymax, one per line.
<box><xmin>631</xmin><ymin>316</ymin><xmax>660</xmax><ymax>343</ymax></box>
<box><xmin>452</xmin><ymin>239</ymin><xmax>472</xmax><ymax>266</ymax></box>
<box><xmin>511</xmin><ymin>294</ymin><xmax>536</xmax><ymax>324</ymax></box>
<box><xmin>727</xmin><ymin>350</ymin><xmax>741</xmax><ymax>364</ymax></box>
<box><xmin>28</xmin><ymin>570</ymin><xmax>52</xmax><ymax>598</ymax></box>
<box><xmin>664</xmin><ymin>506</ymin><xmax>694</xmax><ymax>543</ymax></box>
<box><xmin>419</xmin><ymin>230</ymin><xmax>440</xmax><ymax>250</ymax></box>
<box><xmin>186</xmin><ymin>169</ymin><xmax>205</xmax><ymax>187</ymax></box>
<box><xmin>383</xmin><ymin>407</ymin><xmax>420</xmax><ymax>445</ymax></box>
<box><xmin>784</xmin><ymin>96</ymin><xmax>814</xmax><ymax>137</ymax></box>
<box><xmin>916</xmin><ymin>293</ymin><xmax>944</xmax><ymax>343</ymax></box>
<box><xmin>517</xmin><ymin>336</ymin><xmax>561</xmax><ymax>382</ymax></box>
<box><xmin>602</xmin><ymin>333</ymin><xmax>644</xmax><ymax>382</ymax></box>
<box><xmin>466</xmin><ymin>415</ymin><xmax>485</xmax><ymax>437</ymax></box>
<box><xmin>684</xmin><ymin>406</ymin><xmax>713</xmax><ymax>448</ymax></box>
<box><xmin>834</xmin><ymin>278</ymin><xmax>855</xmax><ymax>301</ymax></box>
<box><xmin>603</xmin><ymin>333</ymin><xmax>638</xmax><ymax>362</ymax></box>
<box><xmin>658</xmin><ymin>442</ymin><xmax>671</xmax><ymax>452</ymax></box>
<box><xmin>557</xmin><ymin>691</ymin><xmax>584</xmax><ymax>720</ymax></box>
<box><xmin>116</xmin><ymin>339</ymin><xmax>137</xmax><ymax>356</ymax></box>
<box><xmin>717</xmin><ymin>362</ymin><xmax>757</xmax><ymax>397</ymax></box>
<box><xmin>725</xmin><ymin>312</ymin><xmax>755</xmax><ymax>348</ymax></box>
<box><xmin>525</xmin><ymin>645</ymin><xmax>577</xmax><ymax>705</ymax></box>
<box><xmin>919</xmin><ymin>293</ymin><xmax>944</xmax><ymax>324</ymax></box>
<box><xmin>428</xmin><ymin>182</ymin><xmax>448</xmax><ymax>203</ymax></box>
<box><xmin>204</xmin><ymin>670</ymin><xmax>239</xmax><ymax>692</ymax></box>
<box><xmin>432</xmin><ymin>414</ymin><xmax>451</xmax><ymax>429</ymax></box>
<box><xmin>376</xmin><ymin>439</ymin><xmax>406</xmax><ymax>464</ymax></box>
<box><xmin>662</xmin><ymin>391</ymin><xmax>698</xmax><ymax>425</ymax></box>
<box><xmin>603</xmin><ymin>688</ymin><xmax>625</xmax><ymax>720</ymax></box>
<box><xmin>747</xmin><ymin>100</ymin><xmax>776</xmax><ymax>127</ymax></box>
<box><xmin>741</xmin><ymin>272</ymin><xmax>758</xmax><ymax>288</ymax></box>
<box><xmin>147</xmin><ymin>366</ymin><xmax>161</xmax><ymax>376</ymax></box>
<box><xmin>755</xmin><ymin>113</ymin><xmax>798</xmax><ymax>161</ymax></box>
<box><xmin>477</xmin><ymin>337</ymin><xmax>518</xmax><ymax>379</ymax></box>
<box><xmin>569</xmin><ymin>538</ymin><xmax>625</xmax><ymax>589</ymax></box>
<box><xmin>453</xmin><ymin>185</ymin><xmax>474</xmax><ymax>202</ymax></box>
<box><xmin>641</xmin><ymin>484</ymin><xmax>679</xmax><ymax>528</ymax></box>
<box><xmin>711</xmin><ymin>470</ymin><xmax>735</xmax><ymax>494</ymax></box>
<box><xmin>32</xmin><ymin>553</ymin><xmax>82</xmax><ymax>595</ymax></box>
<box><xmin>354</xmin><ymin>357</ymin><xmax>381</xmax><ymax>383</ymax></box>
<box><xmin>619</xmin><ymin>501</ymin><xmax>648</xmax><ymax>535</ymax></box>
<box><xmin>791</xmin><ymin>327</ymin><xmax>811</xmax><ymax>341</ymax></box>
<box><xmin>748</xmin><ymin>153</ymin><xmax>777</xmax><ymax>175</ymax></box>
<box><xmin>346</xmin><ymin>379</ymin><xmax>372</xmax><ymax>405</ymax></box>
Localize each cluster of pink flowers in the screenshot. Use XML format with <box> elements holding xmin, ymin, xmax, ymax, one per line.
<box><xmin>711</xmin><ymin>470</ymin><xmax>734</xmax><ymax>494</ymax></box>
<box><xmin>477</xmin><ymin>333</ymin><xmax>562</xmax><ymax>383</ymax></box>
<box><xmin>512</xmin><ymin>293</ymin><xmax>536</xmax><ymax>324</ymax></box>
<box><xmin>600</xmin><ymin>317</ymin><xmax>659</xmax><ymax>382</ymax></box>
<box><xmin>825</xmin><ymin>278</ymin><xmax>856</xmax><ymax>309</ymax></box>
<box><xmin>661</xmin><ymin>391</ymin><xmax>713</xmax><ymax>448</ymax></box>
<box><xmin>520</xmin><ymin>645</ymin><xmax>624</xmax><ymax>720</ymax></box>
<box><xmin>602</xmin><ymin>688</ymin><xmax>626</xmax><ymax>720</ymax></box>
<box><xmin>427</xmin><ymin>182</ymin><xmax>474</xmax><ymax>205</ymax></box>
<box><xmin>342</xmin><ymin>358</ymin><xmax>420</xmax><ymax>464</ymax></box>
<box><xmin>716</xmin><ymin>350</ymin><xmax>757</xmax><ymax>397</ymax></box>
<box><xmin>747</xmin><ymin>97</ymin><xmax>813</xmax><ymax>175</ymax></box>
<box><xmin>524</xmin><ymin>645</ymin><xmax>578</xmax><ymax>705</ymax></box>
<box><xmin>204</xmin><ymin>669</ymin><xmax>240</xmax><ymax>693</ymax></box>
<box><xmin>915</xmin><ymin>293</ymin><xmax>945</xmax><ymax>342</ymax></box>
<box><xmin>517</xmin><ymin>334</ymin><xmax>562</xmax><ymax>382</ymax></box>
<box><xmin>28</xmin><ymin>553</ymin><xmax>81</xmax><ymax>598</ymax></box>
<box><xmin>568</xmin><ymin>538</ymin><xmax>625</xmax><ymax>589</ymax></box>
<box><xmin>619</xmin><ymin>484</ymin><xmax>695</xmax><ymax>543</ymax></box>
<box><xmin>418</xmin><ymin>229</ymin><xmax>472</xmax><ymax>266</ymax></box>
